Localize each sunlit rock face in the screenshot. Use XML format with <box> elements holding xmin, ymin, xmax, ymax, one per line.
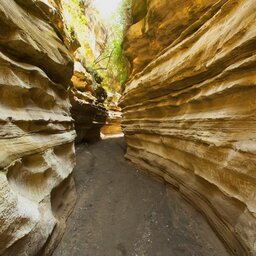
<box><xmin>55</xmin><ymin>0</ymin><xmax>108</xmax><ymax>143</ymax></box>
<box><xmin>82</xmin><ymin>0</ymin><xmax>108</xmax><ymax>57</ymax></box>
<box><xmin>57</xmin><ymin>0</ymin><xmax>108</xmax><ymax>59</ymax></box>
<box><xmin>121</xmin><ymin>0</ymin><xmax>256</xmax><ymax>255</ymax></box>
<box><xmin>101</xmin><ymin>93</ymin><xmax>122</xmax><ymax>137</ymax></box>
<box><xmin>124</xmin><ymin>0</ymin><xmax>221</xmax><ymax>75</ymax></box>
<box><xmin>0</xmin><ymin>0</ymin><xmax>76</xmax><ymax>255</ymax></box>
<box><xmin>101</xmin><ymin>109</ymin><xmax>122</xmax><ymax>137</ymax></box>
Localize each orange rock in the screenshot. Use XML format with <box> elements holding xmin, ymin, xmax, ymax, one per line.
<box><xmin>121</xmin><ymin>0</ymin><xmax>256</xmax><ymax>254</ymax></box>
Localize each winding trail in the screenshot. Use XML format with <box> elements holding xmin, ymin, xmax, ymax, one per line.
<box><xmin>53</xmin><ymin>137</ymin><xmax>229</xmax><ymax>256</ymax></box>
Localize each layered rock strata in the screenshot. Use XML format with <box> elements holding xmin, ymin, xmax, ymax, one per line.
<box><xmin>69</xmin><ymin>88</ymin><xmax>107</xmax><ymax>143</ymax></box>
<box><xmin>0</xmin><ymin>0</ymin><xmax>76</xmax><ymax>255</ymax></box>
<box><xmin>124</xmin><ymin>0</ymin><xmax>226</xmax><ymax>75</ymax></box>
<box><xmin>101</xmin><ymin>109</ymin><xmax>122</xmax><ymax>137</ymax></box>
<box><xmin>70</xmin><ymin>62</ymin><xmax>107</xmax><ymax>143</ymax></box>
<box><xmin>57</xmin><ymin>0</ymin><xmax>108</xmax><ymax>143</ymax></box>
<box><xmin>101</xmin><ymin>93</ymin><xmax>122</xmax><ymax>137</ymax></box>
<box><xmin>121</xmin><ymin>0</ymin><xmax>256</xmax><ymax>255</ymax></box>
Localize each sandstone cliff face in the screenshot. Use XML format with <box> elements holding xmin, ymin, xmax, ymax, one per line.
<box><xmin>121</xmin><ymin>0</ymin><xmax>256</xmax><ymax>255</ymax></box>
<box><xmin>101</xmin><ymin>93</ymin><xmax>122</xmax><ymax>137</ymax></box>
<box><xmin>70</xmin><ymin>61</ymin><xmax>108</xmax><ymax>143</ymax></box>
<box><xmin>82</xmin><ymin>0</ymin><xmax>108</xmax><ymax>58</ymax></box>
<box><xmin>57</xmin><ymin>0</ymin><xmax>108</xmax><ymax>59</ymax></box>
<box><xmin>70</xmin><ymin>63</ymin><xmax>107</xmax><ymax>143</ymax></box>
<box><xmin>101</xmin><ymin>109</ymin><xmax>122</xmax><ymax>137</ymax></box>
<box><xmin>58</xmin><ymin>0</ymin><xmax>108</xmax><ymax>143</ymax></box>
<box><xmin>124</xmin><ymin>0</ymin><xmax>224</xmax><ymax>75</ymax></box>
<box><xmin>0</xmin><ymin>0</ymin><xmax>76</xmax><ymax>255</ymax></box>
<box><xmin>70</xmin><ymin>88</ymin><xmax>107</xmax><ymax>143</ymax></box>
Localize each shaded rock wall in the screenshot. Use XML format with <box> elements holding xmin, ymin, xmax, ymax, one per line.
<box><xmin>121</xmin><ymin>0</ymin><xmax>256</xmax><ymax>255</ymax></box>
<box><xmin>0</xmin><ymin>0</ymin><xmax>76</xmax><ymax>255</ymax></box>
<box><xmin>69</xmin><ymin>88</ymin><xmax>107</xmax><ymax>143</ymax></box>
<box><xmin>70</xmin><ymin>62</ymin><xmax>107</xmax><ymax>143</ymax></box>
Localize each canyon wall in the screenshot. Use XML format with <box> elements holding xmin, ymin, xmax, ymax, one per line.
<box><xmin>0</xmin><ymin>1</ymin><xmax>76</xmax><ymax>255</ymax></box>
<box><xmin>58</xmin><ymin>0</ymin><xmax>109</xmax><ymax>143</ymax></box>
<box><xmin>101</xmin><ymin>109</ymin><xmax>122</xmax><ymax>137</ymax></box>
<box><xmin>70</xmin><ymin>62</ymin><xmax>107</xmax><ymax>143</ymax></box>
<box><xmin>121</xmin><ymin>0</ymin><xmax>256</xmax><ymax>255</ymax></box>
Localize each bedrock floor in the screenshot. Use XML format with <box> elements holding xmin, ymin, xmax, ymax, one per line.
<box><xmin>53</xmin><ymin>137</ymin><xmax>229</xmax><ymax>256</ymax></box>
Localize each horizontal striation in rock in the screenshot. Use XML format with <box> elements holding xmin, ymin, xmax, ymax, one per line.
<box><xmin>69</xmin><ymin>61</ymin><xmax>108</xmax><ymax>143</ymax></box>
<box><xmin>121</xmin><ymin>0</ymin><xmax>256</xmax><ymax>255</ymax></box>
<box><xmin>70</xmin><ymin>88</ymin><xmax>107</xmax><ymax>143</ymax></box>
<box><xmin>0</xmin><ymin>0</ymin><xmax>76</xmax><ymax>255</ymax></box>
<box><xmin>124</xmin><ymin>0</ymin><xmax>223</xmax><ymax>75</ymax></box>
<box><xmin>0</xmin><ymin>0</ymin><xmax>73</xmax><ymax>84</ymax></box>
<box><xmin>101</xmin><ymin>110</ymin><xmax>122</xmax><ymax>136</ymax></box>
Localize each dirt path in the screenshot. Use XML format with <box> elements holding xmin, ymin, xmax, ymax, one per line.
<box><xmin>53</xmin><ymin>137</ymin><xmax>229</xmax><ymax>256</ymax></box>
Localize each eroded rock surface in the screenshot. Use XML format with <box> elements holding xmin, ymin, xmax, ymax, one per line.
<box><xmin>58</xmin><ymin>0</ymin><xmax>109</xmax><ymax>143</ymax></box>
<box><xmin>101</xmin><ymin>93</ymin><xmax>122</xmax><ymax>137</ymax></box>
<box><xmin>69</xmin><ymin>88</ymin><xmax>107</xmax><ymax>143</ymax></box>
<box><xmin>70</xmin><ymin>61</ymin><xmax>107</xmax><ymax>143</ymax></box>
<box><xmin>0</xmin><ymin>0</ymin><xmax>76</xmax><ymax>254</ymax></box>
<box><xmin>101</xmin><ymin>109</ymin><xmax>122</xmax><ymax>137</ymax></box>
<box><xmin>121</xmin><ymin>0</ymin><xmax>256</xmax><ymax>255</ymax></box>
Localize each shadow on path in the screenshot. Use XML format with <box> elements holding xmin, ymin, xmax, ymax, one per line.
<box><xmin>53</xmin><ymin>137</ymin><xmax>228</xmax><ymax>256</ymax></box>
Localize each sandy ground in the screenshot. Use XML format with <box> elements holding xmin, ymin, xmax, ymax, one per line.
<box><xmin>53</xmin><ymin>137</ymin><xmax>229</xmax><ymax>256</ymax></box>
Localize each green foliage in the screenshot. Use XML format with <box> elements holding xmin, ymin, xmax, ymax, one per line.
<box><xmin>63</xmin><ymin>0</ymin><xmax>131</xmax><ymax>93</ymax></box>
<box><xmin>63</xmin><ymin>0</ymin><xmax>94</xmax><ymax>61</ymax></box>
<box><xmin>63</xmin><ymin>0</ymin><xmax>86</xmax><ymax>30</ymax></box>
<box><xmin>92</xmin><ymin>0</ymin><xmax>131</xmax><ymax>92</ymax></box>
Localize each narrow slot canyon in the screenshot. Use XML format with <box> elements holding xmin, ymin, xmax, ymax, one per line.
<box><xmin>0</xmin><ymin>0</ymin><xmax>255</xmax><ymax>256</ymax></box>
